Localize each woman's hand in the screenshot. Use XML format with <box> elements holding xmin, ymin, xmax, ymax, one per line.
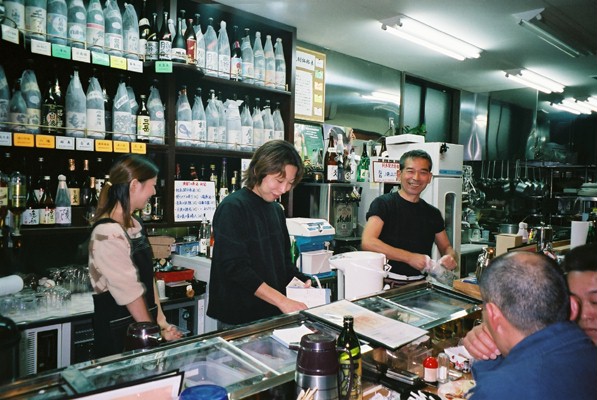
<box><xmin>160</xmin><ymin>324</ymin><xmax>183</xmax><ymax>341</ymax></box>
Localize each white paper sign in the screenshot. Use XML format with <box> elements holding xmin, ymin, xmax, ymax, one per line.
<box><xmin>127</xmin><ymin>59</ymin><xmax>143</xmax><ymax>73</ymax></box>
<box><xmin>55</xmin><ymin>136</ymin><xmax>75</xmax><ymax>150</ymax></box>
<box><xmin>72</xmin><ymin>48</ymin><xmax>91</xmax><ymax>63</ymax></box>
<box><xmin>372</xmin><ymin>160</ymin><xmax>400</xmax><ymax>183</ymax></box>
<box><xmin>30</xmin><ymin>39</ymin><xmax>52</xmax><ymax>56</ymax></box>
<box><xmin>0</xmin><ymin>132</ymin><xmax>12</xmax><ymax>146</ymax></box>
<box><xmin>174</xmin><ymin>180</ymin><xmax>216</xmax><ymax>222</ymax></box>
<box><xmin>75</xmin><ymin>137</ymin><xmax>94</xmax><ymax>151</ymax></box>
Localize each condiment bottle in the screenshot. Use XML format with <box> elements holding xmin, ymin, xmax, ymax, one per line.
<box><xmin>423</xmin><ymin>356</ymin><xmax>438</xmax><ymax>383</ymax></box>
<box><xmin>438</xmin><ymin>352</ymin><xmax>450</xmax><ymax>383</ymax></box>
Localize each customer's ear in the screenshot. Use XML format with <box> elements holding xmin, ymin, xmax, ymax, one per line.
<box><xmin>569</xmin><ymin>294</ymin><xmax>580</xmax><ymax>321</ymax></box>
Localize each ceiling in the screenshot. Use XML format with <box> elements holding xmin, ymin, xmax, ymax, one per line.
<box><xmin>217</xmin><ymin>0</ymin><xmax>597</xmax><ymax>114</ymax></box>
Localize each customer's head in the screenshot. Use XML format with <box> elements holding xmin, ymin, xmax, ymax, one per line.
<box><xmin>563</xmin><ymin>242</ymin><xmax>597</xmax><ymax>345</ymax></box>
<box><xmin>243</xmin><ymin>139</ymin><xmax>304</xmax><ymax>192</ymax></box>
<box><xmin>94</xmin><ymin>154</ymin><xmax>159</xmax><ymax>227</ymax></box>
<box><xmin>479</xmin><ymin>251</ymin><xmax>570</xmax><ymax>355</ymax></box>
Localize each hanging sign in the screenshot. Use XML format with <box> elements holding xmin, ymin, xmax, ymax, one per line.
<box><xmin>295</xmin><ymin>47</ymin><xmax>325</xmax><ymax>123</ymax></box>
<box><xmin>174</xmin><ymin>180</ymin><xmax>216</xmax><ymax>223</ymax></box>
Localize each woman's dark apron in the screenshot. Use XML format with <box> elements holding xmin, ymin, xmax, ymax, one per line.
<box><xmin>91</xmin><ymin>217</ymin><xmax>157</xmax><ymax>358</ymax></box>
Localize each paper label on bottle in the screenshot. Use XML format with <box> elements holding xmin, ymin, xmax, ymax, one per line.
<box><xmin>195</xmin><ymin>47</ymin><xmax>205</xmax><ymax>68</ymax></box>
<box><xmin>146</xmin><ymin>42</ymin><xmax>159</xmax><ymax>61</ymax></box>
<box><xmin>55</xmin><ymin>206</ymin><xmax>71</xmax><ymax>225</ymax></box>
<box><xmin>327</xmin><ymin>165</ymin><xmax>338</xmax><ymax>181</ymax></box>
<box><xmin>68</xmin><ymin>188</ymin><xmax>80</xmax><ymax>206</ymax></box>
<box><xmin>218</xmin><ymin>55</ymin><xmax>230</xmax><ymax>78</ymax></box>
<box><xmin>86</xmin><ymin>108</ymin><xmax>106</xmax><ymax>138</ymax></box>
<box><xmin>22</xmin><ymin>208</ymin><xmax>39</xmax><ymax>225</ymax></box>
<box><xmin>25</xmin><ymin>6</ymin><xmax>46</xmax><ymax>35</ymax></box>
<box><xmin>207</xmin><ymin>126</ymin><xmax>217</xmax><ymax>147</ymax></box>
<box><xmin>68</xmin><ymin>22</ymin><xmax>86</xmax><ymax>46</ymax></box>
<box><xmin>263</xmin><ymin>128</ymin><xmax>274</xmax><ymax>142</ymax></box>
<box><xmin>66</xmin><ymin>111</ymin><xmax>86</xmax><ymax>137</ymax></box>
<box><xmin>137</xmin><ymin>115</ymin><xmax>151</xmax><ymax>139</ymax></box>
<box><xmin>205</xmin><ymin>51</ymin><xmax>218</xmax><ymax>75</ymax></box>
<box><xmin>40</xmin><ymin>208</ymin><xmax>56</xmax><ymax>225</ymax></box>
<box><xmin>106</xmin><ymin>32</ymin><xmax>123</xmax><ymax>51</ymax></box>
<box><xmin>241</xmin><ymin>125</ymin><xmax>253</xmax><ymax>148</ymax></box>
<box><xmin>175</xmin><ymin>120</ymin><xmax>193</xmax><ymax>145</ymax></box>
<box><xmin>227</xmin><ymin>129</ymin><xmax>240</xmax><ymax>150</ymax></box>
<box><xmin>87</xmin><ymin>23</ymin><xmax>105</xmax><ymax>51</ymax></box>
<box><xmin>0</xmin><ymin>187</ymin><xmax>7</xmax><ymax>207</ymax></box>
<box><xmin>339</xmin><ymin>357</ymin><xmax>362</xmax><ymax>399</ymax></box>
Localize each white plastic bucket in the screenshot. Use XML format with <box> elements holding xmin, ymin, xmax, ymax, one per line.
<box><xmin>329</xmin><ymin>251</ymin><xmax>389</xmax><ymax>300</ymax></box>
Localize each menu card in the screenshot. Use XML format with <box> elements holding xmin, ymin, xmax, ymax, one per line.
<box><xmin>302</xmin><ymin>299</ymin><xmax>428</xmax><ymax>350</ymax></box>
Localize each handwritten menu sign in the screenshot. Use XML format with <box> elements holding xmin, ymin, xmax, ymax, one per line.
<box><xmin>372</xmin><ymin>160</ymin><xmax>400</xmax><ymax>183</ymax></box>
<box><xmin>174</xmin><ymin>181</ymin><xmax>216</xmax><ymax>222</ymax></box>
<box><xmin>295</xmin><ymin>47</ymin><xmax>325</xmax><ymax>123</ymax></box>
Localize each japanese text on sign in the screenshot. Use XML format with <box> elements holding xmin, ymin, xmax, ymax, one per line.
<box><xmin>174</xmin><ymin>180</ymin><xmax>216</xmax><ymax>222</ymax></box>
<box><xmin>372</xmin><ymin>160</ymin><xmax>400</xmax><ymax>183</ymax></box>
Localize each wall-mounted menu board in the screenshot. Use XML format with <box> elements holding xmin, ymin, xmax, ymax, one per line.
<box><xmin>174</xmin><ymin>181</ymin><xmax>216</xmax><ymax>222</ymax></box>
<box><xmin>295</xmin><ymin>47</ymin><xmax>326</xmax><ymax>123</ymax></box>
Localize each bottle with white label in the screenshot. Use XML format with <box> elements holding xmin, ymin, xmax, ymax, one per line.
<box><xmin>137</xmin><ymin>0</ymin><xmax>149</xmax><ymax>59</ymax></box>
<box><xmin>112</xmin><ymin>78</ymin><xmax>131</xmax><ymax>141</ymax></box>
<box><xmin>9</xmin><ymin>79</ymin><xmax>27</xmax><ymax>134</ymax></box>
<box><xmin>192</xmin><ymin>88</ymin><xmax>206</xmax><ymax>147</ymax></box>
<box><xmin>274</xmin><ymin>38</ymin><xmax>286</xmax><ymax>90</ymax></box>
<box><xmin>86</xmin><ymin>74</ymin><xmax>105</xmax><ymax>139</ymax></box>
<box><xmin>193</xmin><ymin>13</ymin><xmax>206</xmax><ymax>72</ymax></box>
<box><xmin>0</xmin><ymin>66</ymin><xmax>10</xmax><ymax>130</ymax></box>
<box><xmin>263</xmin><ymin>35</ymin><xmax>275</xmax><ymax>88</ymax></box>
<box><xmin>215</xmin><ymin>92</ymin><xmax>226</xmax><ymax>149</ymax></box>
<box><xmin>25</xmin><ymin>0</ymin><xmax>47</xmax><ymax>42</ymax></box>
<box><xmin>147</xmin><ymin>80</ymin><xmax>164</xmax><ymax>144</ymax></box>
<box><xmin>224</xmin><ymin>97</ymin><xmax>241</xmax><ymax>151</ymax></box>
<box><xmin>273</xmin><ymin>102</ymin><xmax>284</xmax><ymax>141</ymax></box>
<box><xmin>240</xmin><ymin>96</ymin><xmax>253</xmax><ymax>151</ymax></box>
<box><xmin>65</xmin><ymin>68</ymin><xmax>86</xmax><ymax>138</ymax></box>
<box><xmin>47</xmin><ymin>0</ymin><xmax>67</xmax><ymax>45</ymax></box>
<box><xmin>205</xmin><ymin>90</ymin><xmax>219</xmax><ymax>149</ymax></box>
<box><xmin>86</xmin><ymin>0</ymin><xmax>104</xmax><ymax>53</ymax></box>
<box><xmin>4</xmin><ymin>0</ymin><xmax>25</xmax><ymax>33</ymax></box>
<box><xmin>136</xmin><ymin>94</ymin><xmax>150</xmax><ymax>142</ymax></box>
<box><xmin>126</xmin><ymin>82</ymin><xmax>138</xmax><ymax>140</ymax></box>
<box><xmin>175</xmin><ymin>86</ymin><xmax>193</xmax><ymax>147</ymax></box>
<box><xmin>241</xmin><ymin>28</ymin><xmax>254</xmax><ymax>84</ymax></box>
<box><xmin>253</xmin><ymin>31</ymin><xmax>265</xmax><ymax>86</ymax></box>
<box><xmin>252</xmin><ymin>97</ymin><xmax>264</xmax><ymax>148</ymax></box>
<box><xmin>67</xmin><ymin>0</ymin><xmax>86</xmax><ymax>48</ymax></box>
<box><xmin>55</xmin><ymin>174</ymin><xmax>71</xmax><ymax>226</ymax></box>
<box><xmin>261</xmin><ymin>99</ymin><xmax>274</xmax><ymax>143</ymax></box>
<box><xmin>122</xmin><ymin>3</ymin><xmax>139</xmax><ymax>60</ymax></box>
<box><xmin>20</xmin><ymin>69</ymin><xmax>41</xmax><ymax>134</ymax></box>
<box><xmin>217</xmin><ymin>20</ymin><xmax>230</xmax><ymax>80</ymax></box>
<box><xmin>204</xmin><ymin>18</ymin><xmax>218</xmax><ymax>76</ymax></box>
<box><xmin>104</xmin><ymin>0</ymin><xmax>123</xmax><ymax>57</ymax></box>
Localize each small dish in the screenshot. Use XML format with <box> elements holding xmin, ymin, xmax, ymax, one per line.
<box><xmin>437</xmin><ymin>379</ymin><xmax>475</xmax><ymax>400</ymax></box>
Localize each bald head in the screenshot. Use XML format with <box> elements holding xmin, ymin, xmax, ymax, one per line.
<box><xmin>479</xmin><ymin>251</ymin><xmax>570</xmax><ymax>336</ymax></box>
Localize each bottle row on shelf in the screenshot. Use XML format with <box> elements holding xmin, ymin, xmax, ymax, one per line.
<box><xmin>0</xmin><ymin>64</ymin><xmax>285</xmax><ymax>149</ymax></box>
<box><xmin>3</xmin><ymin>0</ymin><xmax>288</xmax><ymax>88</ymax></box>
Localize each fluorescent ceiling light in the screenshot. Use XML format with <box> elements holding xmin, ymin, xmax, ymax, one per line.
<box><xmin>504</xmin><ymin>69</ymin><xmax>565</xmax><ymax>94</ymax></box>
<box><xmin>562</xmin><ymin>99</ymin><xmax>593</xmax><ymax>114</ymax></box>
<box><xmin>518</xmin><ymin>18</ymin><xmax>581</xmax><ymax>58</ymax></box>
<box><xmin>551</xmin><ymin>103</ymin><xmax>581</xmax><ymax>115</ymax></box>
<box><xmin>381</xmin><ymin>15</ymin><xmax>482</xmax><ymax>61</ymax></box>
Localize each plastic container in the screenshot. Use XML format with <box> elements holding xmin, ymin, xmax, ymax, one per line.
<box><xmin>180</xmin><ymin>384</ymin><xmax>227</xmax><ymax>400</ymax></box>
<box><xmin>300</xmin><ymin>250</ymin><xmax>333</xmax><ymax>275</ymax></box>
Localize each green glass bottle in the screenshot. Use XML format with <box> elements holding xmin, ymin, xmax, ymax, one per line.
<box><xmin>356</xmin><ymin>142</ymin><xmax>369</xmax><ymax>182</ymax></box>
<box><xmin>337</xmin><ymin>315</ymin><xmax>362</xmax><ymax>400</ymax></box>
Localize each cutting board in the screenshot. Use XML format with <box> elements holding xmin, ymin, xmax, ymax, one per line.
<box><xmin>453</xmin><ymin>279</ymin><xmax>482</xmax><ymax>300</ymax></box>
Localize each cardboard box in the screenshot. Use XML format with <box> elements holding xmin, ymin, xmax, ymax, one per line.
<box><xmin>496</xmin><ymin>234</ymin><xmax>523</xmax><ymax>256</ymax></box>
<box><xmin>148</xmin><ymin>236</ymin><xmax>175</xmax><ymax>259</ymax></box>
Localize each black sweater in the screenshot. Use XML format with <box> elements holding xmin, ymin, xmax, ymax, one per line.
<box><xmin>207</xmin><ymin>187</ymin><xmax>309</xmax><ymax>324</ymax></box>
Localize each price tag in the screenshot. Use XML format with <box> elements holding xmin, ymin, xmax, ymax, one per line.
<box><xmin>72</xmin><ymin>47</ymin><xmax>91</xmax><ymax>63</ymax></box>
<box><xmin>13</xmin><ymin>133</ymin><xmax>35</xmax><ymax>147</ymax></box>
<box><xmin>0</xmin><ymin>132</ymin><xmax>12</xmax><ymax>146</ymax></box>
<box><xmin>92</xmin><ymin>52</ymin><xmax>110</xmax><ymax>66</ymax></box>
<box><xmin>30</xmin><ymin>39</ymin><xmax>52</xmax><ymax>56</ymax></box>
<box><xmin>76</xmin><ymin>137</ymin><xmax>94</xmax><ymax>151</ymax></box>
<box><xmin>113</xmin><ymin>140</ymin><xmax>130</xmax><ymax>153</ymax></box>
<box><xmin>110</xmin><ymin>56</ymin><xmax>127</xmax><ymax>70</ymax></box>
<box><xmin>56</xmin><ymin>136</ymin><xmax>75</xmax><ymax>150</ymax></box>
<box><xmin>372</xmin><ymin>160</ymin><xmax>400</xmax><ymax>183</ymax></box>
<box><xmin>36</xmin><ymin>134</ymin><xmax>55</xmax><ymax>148</ymax></box>
<box><xmin>131</xmin><ymin>142</ymin><xmax>146</xmax><ymax>154</ymax></box>
<box><xmin>1</xmin><ymin>25</ymin><xmax>19</xmax><ymax>44</ymax></box>
<box><xmin>128</xmin><ymin>59</ymin><xmax>143</xmax><ymax>73</ymax></box>
<box><xmin>95</xmin><ymin>139</ymin><xmax>113</xmax><ymax>152</ymax></box>
<box><xmin>155</xmin><ymin>61</ymin><xmax>172</xmax><ymax>73</ymax></box>
<box><xmin>51</xmin><ymin>44</ymin><xmax>71</xmax><ymax>59</ymax></box>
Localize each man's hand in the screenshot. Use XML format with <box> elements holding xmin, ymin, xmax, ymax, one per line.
<box><xmin>462</xmin><ymin>323</ymin><xmax>501</xmax><ymax>360</ymax></box>
<box><xmin>439</xmin><ymin>255</ymin><xmax>458</xmax><ymax>270</ymax></box>
<box><xmin>410</xmin><ymin>253</ymin><xmax>431</xmax><ymax>272</ymax></box>
<box><xmin>278</xmin><ymin>297</ymin><xmax>308</xmax><ymax>314</ymax></box>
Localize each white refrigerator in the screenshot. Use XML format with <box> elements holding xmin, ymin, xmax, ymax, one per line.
<box><xmin>364</xmin><ymin>141</ymin><xmax>464</xmax><ymax>276</ymax></box>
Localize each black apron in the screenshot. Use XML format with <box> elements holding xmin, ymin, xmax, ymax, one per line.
<box><xmin>91</xmin><ymin>217</ymin><xmax>157</xmax><ymax>358</ymax></box>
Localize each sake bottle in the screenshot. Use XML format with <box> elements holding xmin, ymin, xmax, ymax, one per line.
<box><xmin>104</xmin><ymin>0</ymin><xmax>123</xmax><ymax>57</ymax></box>
<box><xmin>337</xmin><ymin>315</ymin><xmax>362</xmax><ymax>400</ymax></box>
<box><xmin>204</xmin><ymin>17</ymin><xmax>218</xmax><ymax>76</ymax></box>
<box><xmin>86</xmin><ymin>74</ymin><xmax>105</xmax><ymax>139</ymax></box>
<box><xmin>0</xmin><ymin>66</ymin><xmax>10</xmax><ymax>130</ymax></box>
<box><xmin>126</xmin><ymin>81</ymin><xmax>138</xmax><ymax>139</ymax></box>
<box><xmin>205</xmin><ymin>90</ymin><xmax>219</xmax><ymax>148</ymax></box>
<box><xmin>240</xmin><ymin>96</ymin><xmax>253</xmax><ymax>151</ymax></box>
<box><xmin>65</xmin><ymin>68</ymin><xmax>86</xmax><ymax>138</ymax></box>
<box><xmin>263</xmin><ymin>35</ymin><xmax>275</xmax><ymax>88</ymax></box>
<box><xmin>170</xmin><ymin>10</ymin><xmax>187</xmax><ymax>63</ymax></box>
<box><xmin>193</xmin><ymin>13</ymin><xmax>206</xmax><ymax>72</ymax></box>
<box><xmin>67</xmin><ymin>0</ymin><xmax>86</xmax><ymax>48</ymax></box>
<box><xmin>86</xmin><ymin>0</ymin><xmax>104</xmax><ymax>53</ymax></box>
<box><xmin>184</xmin><ymin>14</ymin><xmax>196</xmax><ymax>64</ymax></box>
<box><xmin>53</xmin><ymin>76</ymin><xmax>64</xmax><ymax>133</ymax></box>
<box><xmin>20</xmin><ymin>70</ymin><xmax>41</xmax><ymax>134</ymax></box>
<box><xmin>21</xmin><ymin>175</ymin><xmax>39</xmax><ymax>226</ymax></box>
<box><xmin>147</xmin><ymin>80</ymin><xmax>165</xmax><ymax>144</ymax></box>
<box><xmin>25</xmin><ymin>0</ymin><xmax>47</xmax><ymax>42</ymax></box>
<box><xmin>224</xmin><ymin>97</ymin><xmax>241</xmax><ymax>151</ymax></box>
<box><xmin>273</xmin><ymin>102</ymin><xmax>284</xmax><ymax>141</ymax></box>
<box><xmin>175</xmin><ymin>86</ymin><xmax>192</xmax><ymax>147</ymax></box>
<box><xmin>122</xmin><ymin>2</ymin><xmax>139</xmax><ymax>60</ymax></box>
<box><xmin>157</xmin><ymin>11</ymin><xmax>171</xmax><ymax>60</ymax></box>
<box><xmin>192</xmin><ymin>88</ymin><xmax>206</xmax><ymax>147</ymax></box>
<box><xmin>253</xmin><ymin>31</ymin><xmax>265</xmax><ymax>86</ymax></box>
<box><xmin>4</xmin><ymin>0</ymin><xmax>25</xmax><ymax>32</ymax></box>
<box><xmin>136</xmin><ymin>94</ymin><xmax>150</xmax><ymax>142</ymax></box>
<box><xmin>241</xmin><ymin>28</ymin><xmax>254</xmax><ymax>84</ymax></box>
<box><xmin>54</xmin><ymin>174</ymin><xmax>71</xmax><ymax>226</ymax></box>
<box><xmin>137</xmin><ymin>0</ymin><xmax>149</xmax><ymax>59</ymax></box>
<box><xmin>46</xmin><ymin>0</ymin><xmax>67</xmax><ymax>45</ymax></box>
<box><xmin>261</xmin><ymin>99</ymin><xmax>274</xmax><ymax>143</ymax></box>
<box><xmin>145</xmin><ymin>12</ymin><xmax>158</xmax><ymax>61</ymax></box>
<box><xmin>112</xmin><ymin>78</ymin><xmax>131</xmax><ymax>141</ymax></box>
<box><xmin>215</xmin><ymin>92</ymin><xmax>226</xmax><ymax>149</ymax></box>
<box><xmin>217</xmin><ymin>20</ymin><xmax>230</xmax><ymax>80</ymax></box>
<box><xmin>9</xmin><ymin>79</ymin><xmax>28</xmax><ymax>134</ymax></box>
<box><xmin>252</xmin><ymin>97</ymin><xmax>264</xmax><ymax>148</ymax></box>
<box><xmin>230</xmin><ymin>25</ymin><xmax>242</xmax><ymax>81</ymax></box>
<box><xmin>274</xmin><ymin>38</ymin><xmax>286</xmax><ymax>90</ymax></box>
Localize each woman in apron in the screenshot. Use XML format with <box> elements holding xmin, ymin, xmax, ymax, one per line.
<box><xmin>88</xmin><ymin>154</ymin><xmax>182</xmax><ymax>358</ymax></box>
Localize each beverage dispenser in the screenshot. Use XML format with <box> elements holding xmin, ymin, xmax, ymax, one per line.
<box><xmin>286</xmin><ymin>218</ymin><xmax>335</xmax><ymax>275</ymax></box>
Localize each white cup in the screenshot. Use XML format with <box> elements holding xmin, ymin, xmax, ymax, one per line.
<box><xmin>156</xmin><ymin>280</ymin><xmax>166</xmax><ymax>299</ymax></box>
